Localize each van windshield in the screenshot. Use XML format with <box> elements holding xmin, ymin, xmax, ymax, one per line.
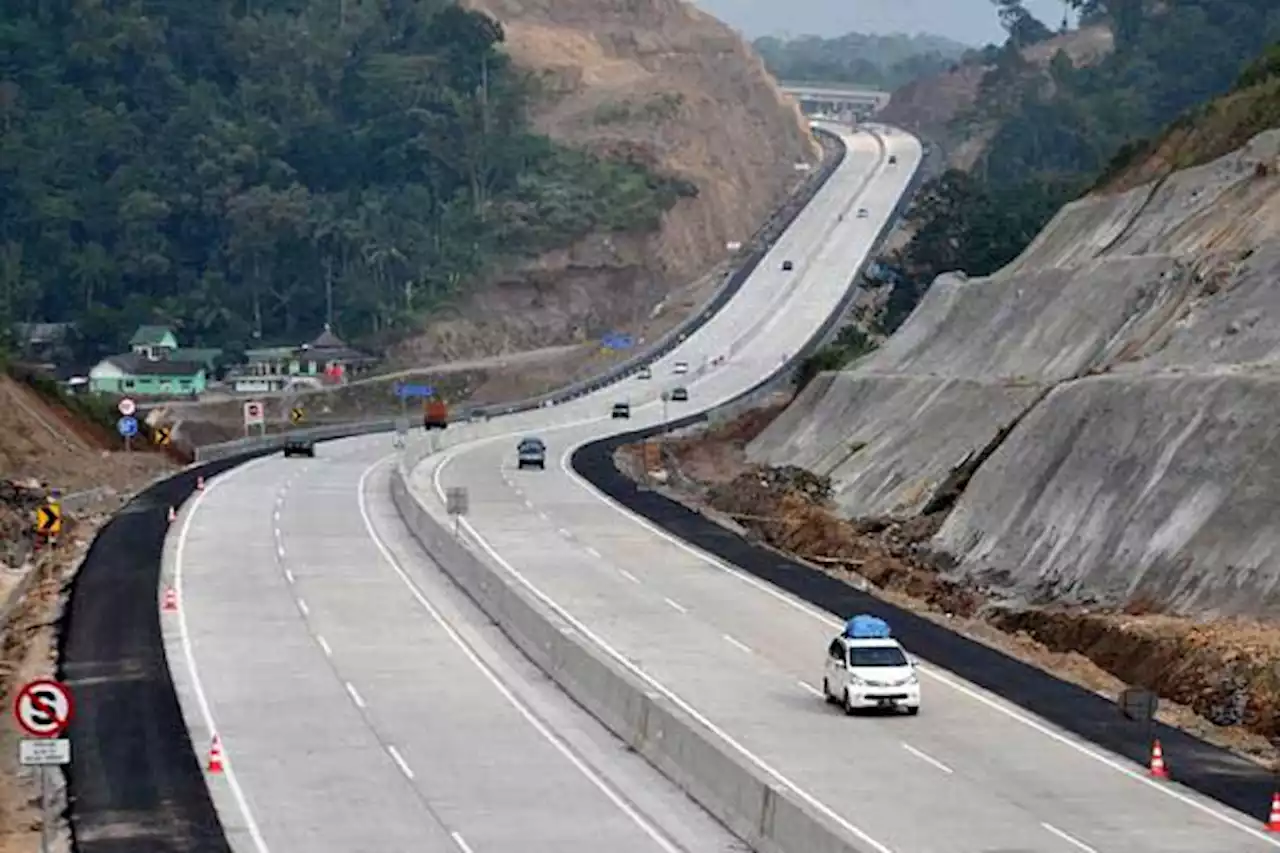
<box><xmin>848</xmin><ymin>646</ymin><xmax>909</xmax><ymax>667</ymax></box>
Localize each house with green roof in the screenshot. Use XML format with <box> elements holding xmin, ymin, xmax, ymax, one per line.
<box><xmin>87</xmin><ymin>325</ymin><xmax>220</xmax><ymax>397</ymax></box>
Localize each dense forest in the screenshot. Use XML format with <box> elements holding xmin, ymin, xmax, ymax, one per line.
<box><xmin>753</xmin><ymin>32</ymin><xmax>972</xmax><ymax>92</ymax></box>
<box><xmin>881</xmin><ymin>0</ymin><xmax>1280</xmax><ymax>329</ymax></box>
<box><xmin>0</xmin><ymin>0</ymin><xmax>696</xmax><ymax>364</ymax></box>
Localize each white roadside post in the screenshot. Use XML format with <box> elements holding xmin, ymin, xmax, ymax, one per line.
<box><xmin>445</xmin><ymin>486</ymin><xmax>469</xmax><ymax>538</ymax></box>
<box><xmin>14</xmin><ymin>679</ymin><xmax>74</xmax><ymax>853</ymax></box>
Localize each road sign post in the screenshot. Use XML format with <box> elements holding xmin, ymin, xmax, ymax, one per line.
<box><xmin>116</xmin><ymin>415</ymin><xmax>138</xmax><ymax>451</ymax></box>
<box><xmin>152</xmin><ymin>425</ymin><xmax>172</xmax><ymax>446</ymax></box>
<box><xmin>290</xmin><ymin>406</ymin><xmax>305</xmax><ymax>426</ymax></box>
<box><xmin>243</xmin><ymin>401</ymin><xmax>265</xmax><ymax>437</ymax></box>
<box><xmin>393</xmin><ymin>416</ymin><xmax>409</xmax><ymax>449</ymax></box>
<box><xmin>14</xmin><ymin>679</ymin><xmax>73</xmax><ymax>853</ymax></box>
<box><xmin>34</xmin><ymin>503</ymin><xmax>61</xmax><ymax>545</ymax></box>
<box><xmin>117</xmin><ymin>397</ymin><xmax>136</xmax><ymax>417</ymax></box>
<box><xmin>445</xmin><ymin>486</ymin><xmax>468</xmax><ymax>538</ymax></box>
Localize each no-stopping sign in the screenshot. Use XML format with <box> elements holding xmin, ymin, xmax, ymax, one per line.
<box><xmin>14</xmin><ymin>679</ymin><xmax>73</xmax><ymax>738</ymax></box>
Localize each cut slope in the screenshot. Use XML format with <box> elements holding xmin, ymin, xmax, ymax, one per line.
<box><xmin>393</xmin><ymin>0</ymin><xmax>819</xmax><ymax>362</ymax></box>
<box><xmin>749</xmin><ymin>128</ymin><xmax>1280</xmax><ymax>617</ymax></box>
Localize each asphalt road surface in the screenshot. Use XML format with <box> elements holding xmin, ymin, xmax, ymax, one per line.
<box><xmin>405</xmin><ymin>124</ymin><xmax>1280</xmax><ymax>853</ymax></box>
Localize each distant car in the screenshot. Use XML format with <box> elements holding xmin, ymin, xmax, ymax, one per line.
<box><xmin>781</xmin><ymin>260</ymin><xmax>793</xmax><ymax>271</ymax></box>
<box><xmin>637</xmin><ymin>367</ymin><xmax>652</xmax><ymax>380</ymax></box>
<box><xmin>673</xmin><ymin>361</ymin><xmax>689</xmax><ymax>375</ymax></box>
<box><xmin>671</xmin><ymin>387</ymin><xmax>689</xmax><ymax>402</ymax></box>
<box><xmin>283</xmin><ymin>437</ymin><xmax>315</xmax><ymax>458</ymax></box>
<box><xmin>857</xmin><ymin>208</ymin><xmax>868</xmax><ymax>218</ymax></box>
<box><xmin>611</xmin><ymin>402</ymin><xmax>631</xmax><ymax>419</ymax></box>
<box><xmin>516</xmin><ymin>437</ymin><xmax>546</xmax><ymax>470</ymax></box>
<box><xmin>888</xmin><ymin>154</ymin><xmax>898</xmax><ymax>165</ymax></box>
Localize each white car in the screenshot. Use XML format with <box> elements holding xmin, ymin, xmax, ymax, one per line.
<box><xmin>637</xmin><ymin>367</ymin><xmax>652</xmax><ymax>380</ymax></box>
<box><xmin>673</xmin><ymin>361</ymin><xmax>689</xmax><ymax>375</ymax></box>
<box><xmin>822</xmin><ymin>615</ymin><xmax>920</xmax><ymax>715</ymax></box>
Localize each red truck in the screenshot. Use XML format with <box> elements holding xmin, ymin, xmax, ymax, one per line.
<box><xmin>423</xmin><ymin>399</ymin><xmax>449</xmax><ymax>429</ymax></box>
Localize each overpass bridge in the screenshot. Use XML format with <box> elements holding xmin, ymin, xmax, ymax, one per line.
<box><xmin>778</xmin><ymin>81</ymin><xmax>892</xmax><ymax>121</ymax></box>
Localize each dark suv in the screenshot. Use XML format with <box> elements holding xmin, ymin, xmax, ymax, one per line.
<box><xmin>611</xmin><ymin>402</ymin><xmax>631</xmax><ymax>419</ymax></box>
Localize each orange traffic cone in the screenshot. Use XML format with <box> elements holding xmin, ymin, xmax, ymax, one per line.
<box><xmin>162</xmin><ymin>587</ymin><xmax>178</xmax><ymax>611</ymax></box>
<box><xmin>167</xmin><ymin>506</ymin><xmax>177</xmax><ymax>523</ymax></box>
<box><xmin>196</xmin><ymin>475</ymin><xmax>205</xmax><ymax>490</ymax></box>
<box><xmin>1266</xmin><ymin>792</ymin><xmax>1280</xmax><ymax>832</ymax></box>
<box><xmin>208</xmin><ymin>734</ymin><xmax>224</xmax><ymax>773</ymax></box>
<box><xmin>1148</xmin><ymin>739</ymin><xmax>1169</xmax><ymax>778</ymax></box>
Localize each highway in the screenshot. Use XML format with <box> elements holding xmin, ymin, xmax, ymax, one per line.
<box><xmin>402</xmin><ymin>123</ymin><xmax>1280</xmax><ymax>853</ymax></box>
<box><xmin>164</xmin><ymin>118</ymin><xmax>1278</xmax><ymax>853</ymax></box>
<box><xmin>160</xmin><ymin>123</ymin><xmax>888</xmax><ymax>852</ymax></box>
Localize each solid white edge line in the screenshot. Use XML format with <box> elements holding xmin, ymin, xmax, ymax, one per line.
<box><xmin>345</xmin><ymin>682</ymin><xmax>367</xmax><ymax>709</ymax></box>
<box><xmin>176</xmin><ymin>458</ymin><xmax>275</xmax><ymax>853</ymax></box>
<box><xmin>451</xmin><ymin>830</ymin><xmax>477</xmax><ymax>853</ymax></box>
<box><xmin>901</xmin><ymin>743</ymin><xmax>953</xmax><ymax>775</ymax></box>
<box><xmin>358</xmin><ymin>459</ymin><xmax>685</xmax><ymax>853</ymax></box>
<box><xmin>1041</xmin><ymin>822</ymin><xmax>1099</xmax><ymax>853</ymax></box>
<box><xmin>387</xmin><ymin>744</ymin><xmax>415</xmax><ymax>779</ymax></box>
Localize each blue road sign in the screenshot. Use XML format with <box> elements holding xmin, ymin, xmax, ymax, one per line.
<box><xmin>117</xmin><ymin>416</ymin><xmax>138</xmax><ymax>438</ymax></box>
<box><xmin>601</xmin><ymin>332</ymin><xmax>633</xmax><ymax>351</ymax></box>
<box><xmin>394</xmin><ymin>382</ymin><xmax>435</xmax><ymax>400</ymax></box>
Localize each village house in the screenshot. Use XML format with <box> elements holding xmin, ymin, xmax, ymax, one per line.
<box><xmin>87</xmin><ymin>325</ymin><xmax>222</xmax><ymax>397</ymax></box>
<box><xmin>230</xmin><ymin>325</ymin><xmax>377</xmax><ymax>394</ymax></box>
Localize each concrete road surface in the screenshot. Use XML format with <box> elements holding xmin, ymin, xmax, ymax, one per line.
<box><xmin>403</xmin><ymin>124</ymin><xmax>1280</xmax><ymax>853</ymax></box>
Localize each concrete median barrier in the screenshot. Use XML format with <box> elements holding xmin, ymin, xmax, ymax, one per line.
<box><xmin>389</xmin><ymin>456</ymin><xmax>873</xmax><ymax>853</ymax></box>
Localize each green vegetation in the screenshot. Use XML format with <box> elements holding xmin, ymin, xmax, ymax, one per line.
<box><xmin>754</xmin><ymin>32</ymin><xmax>972</xmax><ymax>92</ymax></box>
<box><xmin>795</xmin><ymin>325</ymin><xmax>875</xmax><ymax>390</ymax></box>
<box><xmin>0</xmin><ymin>0</ymin><xmax>696</xmax><ymax>366</ymax></box>
<box><xmin>882</xmin><ymin>1</ymin><xmax>1280</xmax><ymax>323</ymax></box>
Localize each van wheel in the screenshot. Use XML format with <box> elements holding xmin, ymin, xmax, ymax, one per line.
<box><xmin>843</xmin><ymin>689</ymin><xmax>857</xmax><ymax>716</ymax></box>
<box><xmin>822</xmin><ymin>679</ymin><xmax>837</xmax><ymax>705</ymax></box>
<box><xmin>906</xmin><ymin>706</ymin><xmax>920</xmax><ymax>716</ymax></box>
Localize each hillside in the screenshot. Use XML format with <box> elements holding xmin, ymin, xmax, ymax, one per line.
<box><xmin>2</xmin><ymin>0</ymin><xmax>815</xmax><ymax>370</ymax></box>
<box><xmin>392</xmin><ymin>0</ymin><xmax>818</xmax><ymax>363</ymax></box>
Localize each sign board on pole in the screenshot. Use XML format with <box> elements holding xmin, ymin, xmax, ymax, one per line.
<box><xmin>152</xmin><ymin>425</ymin><xmax>172</xmax><ymax>446</ymax></box>
<box><xmin>445</xmin><ymin>487</ymin><xmax>469</xmax><ymax>517</ymax></box>
<box><xmin>290</xmin><ymin>407</ymin><xmax>305</xmax><ymax>425</ymax></box>
<box><xmin>394</xmin><ymin>383</ymin><xmax>434</xmax><ymax>400</ymax></box>
<box><xmin>117</xmin><ymin>398</ymin><xmax>136</xmax><ymax>417</ymax></box>
<box><xmin>34</xmin><ymin>504</ymin><xmax>61</xmax><ymax>537</ymax></box>
<box><xmin>243</xmin><ymin>401</ymin><xmax>265</xmax><ymax>428</ymax></box>
<box><xmin>116</xmin><ymin>416</ymin><xmax>138</xmax><ymax>438</ymax></box>
<box><xmin>19</xmin><ymin>739</ymin><xmax>70</xmax><ymax>766</ymax></box>
<box><xmin>14</xmin><ymin>679</ymin><xmax>74</xmax><ymax>738</ymax></box>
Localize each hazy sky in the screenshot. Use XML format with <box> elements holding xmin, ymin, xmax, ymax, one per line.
<box><xmin>693</xmin><ymin>0</ymin><xmax>1076</xmax><ymax>46</ymax></box>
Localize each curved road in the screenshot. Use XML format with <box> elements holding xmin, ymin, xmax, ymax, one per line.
<box><xmin>406</xmin><ymin>124</ymin><xmax>1279</xmax><ymax>853</ymax></box>
<box><xmin>163</xmin><ymin>122</ymin><xmax>887</xmax><ymax>851</ymax></box>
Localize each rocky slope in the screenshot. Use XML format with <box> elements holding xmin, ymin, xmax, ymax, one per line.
<box><xmin>749</xmin><ymin>128</ymin><xmax>1280</xmax><ymax>619</ymax></box>
<box><xmin>392</xmin><ymin>0</ymin><xmax>819</xmax><ymax>363</ymax></box>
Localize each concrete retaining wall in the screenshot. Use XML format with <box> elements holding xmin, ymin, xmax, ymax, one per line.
<box><xmin>389</xmin><ymin>453</ymin><xmax>872</xmax><ymax>853</ymax></box>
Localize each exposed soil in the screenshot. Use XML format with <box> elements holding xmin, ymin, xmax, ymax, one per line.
<box><xmin>0</xmin><ymin>374</ymin><xmax>176</xmax><ymax>848</ymax></box>
<box><xmin>619</xmin><ymin>404</ymin><xmax>1280</xmax><ymax>769</ymax></box>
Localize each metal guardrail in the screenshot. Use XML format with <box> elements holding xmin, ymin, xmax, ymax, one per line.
<box><xmin>194</xmin><ymin>126</ymin><xmax>851</xmax><ymax>462</ymax></box>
